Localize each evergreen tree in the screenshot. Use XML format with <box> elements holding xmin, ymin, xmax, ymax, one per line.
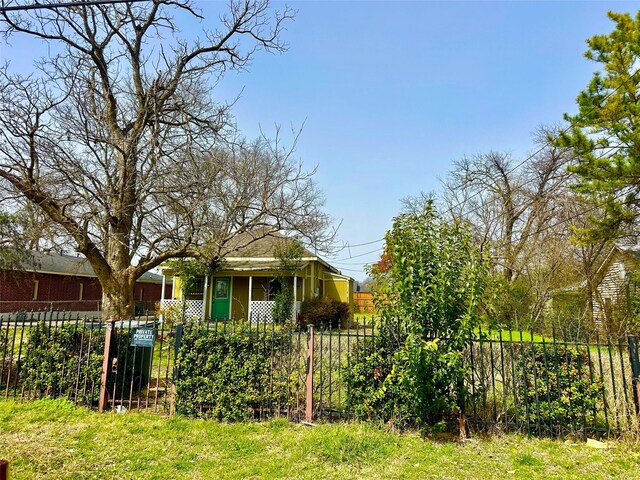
<box><xmin>560</xmin><ymin>12</ymin><xmax>640</xmax><ymax>241</ymax></box>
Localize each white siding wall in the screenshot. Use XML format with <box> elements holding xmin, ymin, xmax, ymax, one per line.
<box><xmin>593</xmin><ymin>252</ymin><xmax>636</xmax><ymax>323</ymax></box>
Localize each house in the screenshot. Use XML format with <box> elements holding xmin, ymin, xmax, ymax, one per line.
<box><xmin>592</xmin><ymin>244</ymin><xmax>640</xmax><ymax>326</ymax></box>
<box><xmin>159</xmin><ymin>231</ymin><xmax>354</xmax><ymax>323</ymax></box>
<box><xmin>0</xmin><ymin>251</ymin><xmax>171</xmax><ymax>316</ymax></box>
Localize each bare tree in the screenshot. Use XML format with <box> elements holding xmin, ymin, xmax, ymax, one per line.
<box><xmin>435</xmin><ymin>127</ymin><xmax>578</xmax><ymax>324</ymax></box>
<box><xmin>440</xmin><ymin>127</ymin><xmax>572</xmax><ymax>283</ymax></box>
<box><xmin>0</xmin><ymin>1</ymin><xmax>331</xmax><ymax>319</ymax></box>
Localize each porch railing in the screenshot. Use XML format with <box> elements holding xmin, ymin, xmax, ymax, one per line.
<box><xmin>159</xmin><ymin>299</ymin><xmax>203</xmax><ymax>321</ymax></box>
<box><xmin>249</xmin><ymin>300</ymin><xmax>303</xmax><ymax>323</ymax></box>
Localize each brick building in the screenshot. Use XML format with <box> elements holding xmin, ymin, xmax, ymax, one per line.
<box><xmin>0</xmin><ymin>251</ymin><xmax>171</xmax><ymax>316</ymax></box>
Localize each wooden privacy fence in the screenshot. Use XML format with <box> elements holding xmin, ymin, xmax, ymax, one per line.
<box><xmin>2</xmin><ymin>311</ymin><xmax>640</xmax><ymax>436</ymax></box>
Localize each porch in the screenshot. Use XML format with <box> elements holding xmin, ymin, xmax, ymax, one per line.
<box><xmin>159</xmin><ymin>273</ymin><xmax>307</xmax><ymax>324</ymax></box>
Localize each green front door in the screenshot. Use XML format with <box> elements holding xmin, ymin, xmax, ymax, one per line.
<box><xmin>212</xmin><ymin>277</ymin><xmax>231</xmax><ymax>320</ymax></box>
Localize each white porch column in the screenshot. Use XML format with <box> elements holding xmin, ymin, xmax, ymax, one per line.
<box><xmin>202</xmin><ymin>275</ymin><xmax>208</xmax><ymax>321</ymax></box>
<box><xmin>302</xmin><ymin>277</ymin><xmax>305</xmax><ymax>301</ymax></box>
<box><xmin>160</xmin><ymin>274</ymin><xmax>166</xmax><ymax>322</ymax></box>
<box><xmin>248</xmin><ymin>276</ymin><xmax>253</xmax><ymax>320</ymax></box>
<box><xmin>293</xmin><ymin>276</ymin><xmax>298</xmax><ymax>318</ymax></box>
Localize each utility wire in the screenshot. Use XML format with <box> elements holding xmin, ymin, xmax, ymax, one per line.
<box><xmin>0</xmin><ymin>0</ymin><xmax>150</xmax><ymax>12</ymax></box>
<box><xmin>327</xmin><ymin>70</ymin><xmax>638</xmax><ymax>259</ymax></box>
<box><xmin>335</xmin><ymin>145</ymin><xmax>624</xmax><ymax>272</ymax></box>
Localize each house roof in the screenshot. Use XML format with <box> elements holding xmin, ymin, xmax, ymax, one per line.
<box><xmin>17</xmin><ymin>251</ymin><xmax>168</xmax><ymax>284</ymax></box>
<box><xmin>159</xmin><ymin>229</ymin><xmax>349</xmax><ymax>278</ymax></box>
<box><xmin>222</xmin><ymin>228</ymin><xmax>318</xmax><ymax>259</ymax></box>
<box><xmin>593</xmin><ymin>244</ymin><xmax>640</xmax><ymax>285</ymax></box>
<box><xmin>618</xmin><ymin>244</ymin><xmax>640</xmax><ymax>261</ymax></box>
<box><xmin>219</xmin><ymin>230</ymin><xmax>343</xmax><ymax>275</ymax></box>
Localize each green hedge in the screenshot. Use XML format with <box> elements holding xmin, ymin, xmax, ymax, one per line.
<box><xmin>21</xmin><ymin>322</ymin><xmax>105</xmax><ymax>405</ymax></box>
<box><xmin>514</xmin><ymin>344</ymin><xmax>604</xmax><ymax>429</ymax></box>
<box><xmin>21</xmin><ymin>321</ymin><xmax>144</xmax><ymax>406</ymax></box>
<box><xmin>299</xmin><ymin>297</ymin><xmax>351</xmax><ymax>329</ymax></box>
<box><xmin>174</xmin><ymin>326</ymin><xmax>296</xmax><ymax>421</ymax></box>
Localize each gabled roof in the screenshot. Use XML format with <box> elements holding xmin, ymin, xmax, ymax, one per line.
<box><xmin>221</xmin><ymin>228</ymin><xmax>318</xmax><ymax>258</ymax></box>
<box><xmin>15</xmin><ymin>251</ymin><xmax>167</xmax><ymax>284</ymax></box>
<box><xmin>594</xmin><ymin>244</ymin><xmax>640</xmax><ymax>285</ymax></box>
<box><xmin>219</xmin><ymin>230</ymin><xmax>343</xmax><ymax>275</ymax></box>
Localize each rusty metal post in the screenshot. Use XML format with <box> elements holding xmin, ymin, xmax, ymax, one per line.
<box><xmin>0</xmin><ymin>459</ymin><xmax>9</xmax><ymax>480</ymax></box>
<box><xmin>305</xmin><ymin>325</ymin><xmax>314</xmax><ymax>423</ymax></box>
<box><xmin>628</xmin><ymin>335</ymin><xmax>640</xmax><ymax>414</ymax></box>
<box><xmin>98</xmin><ymin>320</ymin><xmax>114</xmax><ymax>413</ymax></box>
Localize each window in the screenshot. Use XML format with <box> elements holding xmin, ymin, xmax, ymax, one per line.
<box><xmin>215</xmin><ymin>279</ymin><xmax>229</xmax><ymax>299</ymax></box>
<box><xmin>79</xmin><ymin>283</ymin><xmax>84</xmax><ymax>301</ymax></box>
<box><xmin>32</xmin><ymin>279</ymin><xmax>39</xmax><ymax>300</ymax></box>
<box><xmin>267</xmin><ymin>278</ymin><xmax>282</xmax><ymax>301</ymax></box>
<box><xmin>185</xmin><ymin>278</ymin><xmax>205</xmax><ymax>299</ymax></box>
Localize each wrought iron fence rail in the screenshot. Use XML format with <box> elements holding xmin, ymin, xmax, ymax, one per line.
<box><xmin>1</xmin><ymin>311</ymin><xmax>639</xmax><ymax>436</ymax></box>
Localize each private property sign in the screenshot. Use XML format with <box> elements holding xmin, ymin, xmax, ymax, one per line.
<box><xmin>130</xmin><ymin>327</ymin><xmax>157</xmax><ymax>348</ymax></box>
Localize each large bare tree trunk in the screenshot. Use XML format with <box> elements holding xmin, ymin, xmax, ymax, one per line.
<box><xmin>100</xmin><ymin>274</ymin><xmax>136</xmax><ymax>320</ymax></box>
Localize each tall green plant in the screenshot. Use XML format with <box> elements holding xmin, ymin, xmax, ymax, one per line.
<box><xmin>272</xmin><ymin>239</ymin><xmax>304</xmax><ymax>323</ymax></box>
<box><xmin>346</xmin><ymin>201</ymin><xmax>488</xmax><ymax>431</ymax></box>
<box><xmin>559</xmin><ymin>12</ymin><xmax>640</xmax><ymax>240</ymax></box>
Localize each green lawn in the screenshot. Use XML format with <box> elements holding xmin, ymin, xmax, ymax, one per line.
<box><xmin>1</xmin><ymin>399</ymin><xmax>639</xmax><ymax>479</ymax></box>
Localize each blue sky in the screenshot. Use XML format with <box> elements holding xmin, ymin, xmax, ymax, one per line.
<box><xmin>208</xmin><ymin>1</ymin><xmax>640</xmax><ymax>279</ymax></box>
<box><xmin>2</xmin><ymin>1</ymin><xmax>640</xmax><ymax>279</ymax></box>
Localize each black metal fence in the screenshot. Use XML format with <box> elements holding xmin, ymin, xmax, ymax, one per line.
<box><xmin>1</xmin><ymin>311</ymin><xmax>639</xmax><ymax>436</ymax></box>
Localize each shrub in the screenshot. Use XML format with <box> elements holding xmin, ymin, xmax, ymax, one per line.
<box><xmin>21</xmin><ymin>321</ymin><xmax>145</xmax><ymax>406</ymax></box>
<box><xmin>21</xmin><ymin>321</ymin><xmax>105</xmax><ymax>405</ymax></box>
<box><xmin>345</xmin><ymin>201</ymin><xmax>488</xmax><ymax>432</ymax></box>
<box><xmin>174</xmin><ymin>325</ymin><xmax>295</xmax><ymax>421</ymax></box>
<box><xmin>514</xmin><ymin>343</ymin><xmax>604</xmax><ymax>429</ymax></box>
<box><xmin>272</xmin><ymin>281</ymin><xmax>294</xmax><ymax>323</ymax></box>
<box><xmin>0</xmin><ymin>331</ymin><xmax>17</xmax><ymax>387</ymax></box>
<box><xmin>341</xmin><ymin>335</ymin><xmax>411</xmax><ymax>424</ymax></box>
<box><xmin>299</xmin><ymin>297</ymin><xmax>351</xmax><ymax>329</ymax></box>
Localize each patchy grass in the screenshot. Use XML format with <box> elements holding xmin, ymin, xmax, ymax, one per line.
<box><xmin>1</xmin><ymin>399</ymin><xmax>640</xmax><ymax>479</ymax></box>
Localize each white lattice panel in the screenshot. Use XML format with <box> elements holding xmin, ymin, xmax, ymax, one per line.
<box><xmin>250</xmin><ymin>301</ymin><xmax>275</xmax><ymax>323</ymax></box>
<box><xmin>160</xmin><ymin>299</ymin><xmax>203</xmax><ymax>322</ymax></box>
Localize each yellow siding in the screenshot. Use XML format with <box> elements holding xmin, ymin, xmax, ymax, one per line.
<box><xmin>172</xmin><ymin>276</ymin><xmax>182</xmax><ymax>300</ymax></box>
<box><xmin>231</xmin><ymin>277</ymin><xmax>249</xmax><ymax>319</ymax></box>
<box><xmin>324</xmin><ymin>277</ymin><xmax>350</xmax><ymax>303</ymax></box>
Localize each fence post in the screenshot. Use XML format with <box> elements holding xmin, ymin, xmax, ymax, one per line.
<box><xmin>628</xmin><ymin>335</ymin><xmax>640</xmax><ymax>415</ymax></box>
<box><xmin>0</xmin><ymin>459</ymin><xmax>8</xmax><ymax>480</ymax></box>
<box><xmin>305</xmin><ymin>324</ymin><xmax>314</xmax><ymax>423</ymax></box>
<box><xmin>170</xmin><ymin>323</ymin><xmax>183</xmax><ymax>416</ymax></box>
<box><xmin>98</xmin><ymin>320</ymin><xmax>114</xmax><ymax>413</ymax></box>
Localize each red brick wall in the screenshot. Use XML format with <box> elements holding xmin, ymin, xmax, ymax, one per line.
<box><xmin>0</xmin><ymin>270</ymin><xmax>170</xmax><ymax>313</ymax></box>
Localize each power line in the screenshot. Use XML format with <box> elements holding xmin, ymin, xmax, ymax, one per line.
<box><xmin>331</xmin><ymin>247</ymin><xmax>383</xmax><ymax>262</ymax></box>
<box><xmin>0</xmin><ymin>0</ymin><xmax>150</xmax><ymax>13</ymax></box>
<box><xmin>489</xmin><ymin>146</ymin><xmax>626</xmax><ymax>250</ymax></box>
<box><xmin>328</xmin><ymin>70</ymin><xmax>638</xmax><ymax>259</ymax></box>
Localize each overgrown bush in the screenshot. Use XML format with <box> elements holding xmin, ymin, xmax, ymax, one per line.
<box><xmin>272</xmin><ymin>282</ymin><xmax>294</xmax><ymax>323</ymax></box>
<box><xmin>514</xmin><ymin>344</ymin><xmax>604</xmax><ymax>429</ymax></box>
<box><xmin>299</xmin><ymin>297</ymin><xmax>350</xmax><ymax>329</ymax></box>
<box><xmin>21</xmin><ymin>321</ymin><xmax>146</xmax><ymax>405</ymax></box>
<box><xmin>174</xmin><ymin>325</ymin><xmax>295</xmax><ymax>421</ymax></box>
<box><xmin>21</xmin><ymin>322</ymin><xmax>105</xmax><ymax>405</ymax></box>
<box><xmin>342</xmin><ymin>335</ymin><xmax>412</xmax><ymax>424</ymax></box>
<box><xmin>345</xmin><ymin>201</ymin><xmax>488</xmax><ymax>432</ymax></box>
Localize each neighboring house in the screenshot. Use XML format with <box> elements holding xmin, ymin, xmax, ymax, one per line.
<box><xmin>160</xmin><ymin>231</ymin><xmax>354</xmax><ymax>323</ymax></box>
<box><xmin>592</xmin><ymin>244</ymin><xmax>640</xmax><ymax>326</ymax></box>
<box><xmin>0</xmin><ymin>251</ymin><xmax>171</xmax><ymax>315</ymax></box>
